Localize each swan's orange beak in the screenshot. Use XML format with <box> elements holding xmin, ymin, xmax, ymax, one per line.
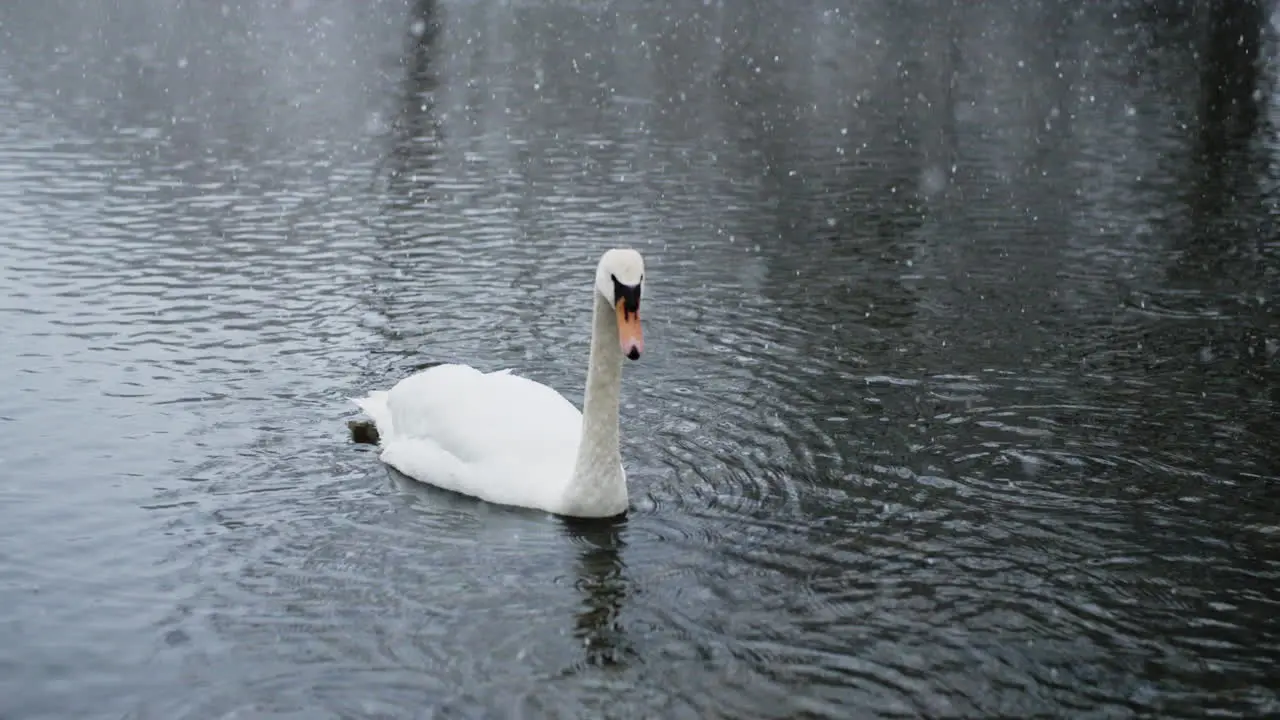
<box><xmin>615</xmin><ymin>299</ymin><xmax>643</xmax><ymax>360</ymax></box>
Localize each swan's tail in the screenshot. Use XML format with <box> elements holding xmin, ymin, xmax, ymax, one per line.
<box><xmin>350</xmin><ymin>390</ymin><xmax>393</xmax><ymax>444</ymax></box>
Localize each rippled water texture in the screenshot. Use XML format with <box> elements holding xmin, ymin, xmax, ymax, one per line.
<box><xmin>2</xmin><ymin>0</ymin><xmax>1278</xmax><ymax>717</ymax></box>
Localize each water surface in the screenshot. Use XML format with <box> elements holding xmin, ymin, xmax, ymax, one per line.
<box><xmin>1</xmin><ymin>0</ymin><xmax>1278</xmax><ymax>717</ymax></box>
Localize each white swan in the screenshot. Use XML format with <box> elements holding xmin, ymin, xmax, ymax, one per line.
<box><xmin>351</xmin><ymin>248</ymin><xmax>646</xmax><ymax>518</ymax></box>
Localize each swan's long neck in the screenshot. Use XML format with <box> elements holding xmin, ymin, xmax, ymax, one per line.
<box><xmin>563</xmin><ymin>292</ymin><xmax>628</xmax><ymax>517</ymax></box>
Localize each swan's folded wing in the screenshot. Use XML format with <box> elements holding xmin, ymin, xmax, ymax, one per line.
<box><xmin>384</xmin><ymin>363</ymin><xmax>582</xmax><ymax>470</ymax></box>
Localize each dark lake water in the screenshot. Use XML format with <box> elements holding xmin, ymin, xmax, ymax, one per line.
<box><xmin>2</xmin><ymin>0</ymin><xmax>1278</xmax><ymax>717</ymax></box>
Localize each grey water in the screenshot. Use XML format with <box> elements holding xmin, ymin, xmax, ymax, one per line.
<box><xmin>1</xmin><ymin>0</ymin><xmax>1277</xmax><ymax>717</ymax></box>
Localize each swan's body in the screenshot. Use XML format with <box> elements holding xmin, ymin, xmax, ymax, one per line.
<box><xmin>351</xmin><ymin>249</ymin><xmax>646</xmax><ymax>518</ymax></box>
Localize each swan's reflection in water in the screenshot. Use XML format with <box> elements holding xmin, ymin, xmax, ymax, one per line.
<box><xmin>560</xmin><ymin>515</ymin><xmax>631</xmax><ymax>669</ymax></box>
<box><xmin>383</xmin><ymin>468</ymin><xmax>633</xmax><ymax>670</ymax></box>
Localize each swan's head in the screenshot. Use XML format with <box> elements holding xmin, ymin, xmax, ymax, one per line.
<box><xmin>594</xmin><ymin>248</ymin><xmax>645</xmax><ymax>361</ymax></box>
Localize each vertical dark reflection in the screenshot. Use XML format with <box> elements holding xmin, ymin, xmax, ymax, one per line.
<box><xmin>999</xmin><ymin>0</ymin><xmax>1082</xmax><ymax>329</ymax></box>
<box><xmin>709</xmin><ymin>0</ymin><xmax>927</xmax><ymax>482</ymax></box>
<box><xmin>1150</xmin><ymin>0</ymin><xmax>1266</xmax><ymax>281</ymax></box>
<box><xmin>1170</xmin><ymin>0</ymin><xmax>1275</xmax><ymax>415</ymax></box>
<box><xmin>716</xmin><ymin>0</ymin><xmax>922</xmax><ymax>337</ymax></box>
<box><xmin>1177</xmin><ymin>0</ymin><xmax>1268</xmax><ymax>275</ymax></box>
<box><xmin>361</xmin><ymin>0</ymin><xmax>444</xmax><ymax>367</ymax></box>
<box><xmin>1186</xmin><ymin>0</ymin><xmax>1280</xmax><ymax>495</ymax></box>
<box><xmin>560</xmin><ymin>516</ymin><xmax>631</xmax><ymax>668</ymax></box>
<box><xmin>1198</xmin><ymin>0</ymin><xmax>1265</xmax><ymax>153</ymax></box>
<box><xmin>386</xmin><ymin>0</ymin><xmax>443</xmax><ymax>212</ymax></box>
<box><xmin>1110</xmin><ymin>0</ymin><xmax>1280</xmax><ymax>606</ymax></box>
